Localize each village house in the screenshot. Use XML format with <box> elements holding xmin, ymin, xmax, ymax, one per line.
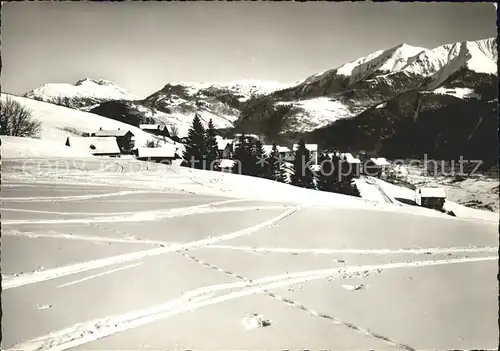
<box><xmin>217</xmin><ymin>159</ymin><xmax>236</xmax><ymax>173</ymax></box>
<box><xmin>216</xmin><ymin>136</ymin><xmax>234</xmax><ymax>159</ymax></box>
<box><xmin>139</xmin><ymin>124</ymin><xmax>170</xmax><ymax>138</ymax></box>
<box><xmin>262</xmin><ymin>144</ymin><xmax>293</xmax><ymax>162</ymax></box>
<box><xmin>415</xmin><ymin>187</ymin><xmax>447</xmax><ymax>210</ymax></box>
<box><xmin>292</xmin><ymin>143</ymin><xmax>319</xmax><ymax>164</ymax></box>
<box><xmin>363</xmin><ymin>157</ymin><xmax>391</xmax><ymax>177</ymax></box>
<box><xmin>65</xmin><ymin>136</ymin><xmax>121</xmax><ymax>157</ymax></box>
<box><xmin>135</xmin><ymin>144</ymin><xmax>181</xmax><ymax>165</ymax></box>
<box><xmin>91</xmin><ymin>128</ymin><xmax>135</xmax><ymax>154</ymax></box>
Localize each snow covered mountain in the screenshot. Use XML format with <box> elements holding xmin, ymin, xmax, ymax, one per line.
<box><xmin>24</xmin><ymin>78</ymin><xmax>139</xmax><ymax>109</ymax></box>
<box><xmin>88</xmin><ymin>80</ymin><xmax>292</xmax><ymax>137</ymax></box>
<box><xmin>232</xmin><ymin>37</ymin><xmax>497</xmax><ymax>162</ymax></box>
<box><xmin>22</xmin><ymin>37</ymin><xmax>496</xmax><ymax>159</ymax></box>
<box><xmin>236</xmin><ymin>37</ymin><xmax>497</xmax><ymax>135</ymax></box>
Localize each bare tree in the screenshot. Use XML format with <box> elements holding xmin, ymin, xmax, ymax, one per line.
<box><xmin>0</xmin><ymin>96</ymin><xmax>42</xmax><ymax>137</ymax></box>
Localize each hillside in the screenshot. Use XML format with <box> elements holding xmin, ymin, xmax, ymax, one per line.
<box><xmin>1</xmin><ymin>136</ymin><xmax>94</xmax><ymax>158</ymax></box>
<box><xmin>0</xmin><ymin>94</ymin><xmax>179</xmax><ymax>150</ymax></box>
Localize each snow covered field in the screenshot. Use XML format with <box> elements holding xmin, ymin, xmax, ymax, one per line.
<box><xmin>2</xmin><ymin>153</ymin><xmax>498</xmax><ymax>350</ymax></box>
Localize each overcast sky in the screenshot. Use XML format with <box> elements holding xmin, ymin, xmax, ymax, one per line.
<box><xmin>1</xmin><ymin>2</ymin><xmax>496</xmax><ymax>97</ymax></box>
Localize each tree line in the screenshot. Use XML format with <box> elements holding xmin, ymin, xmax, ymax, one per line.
<box><xmin>182</xmin><ymin>114</ymin><xmax>361</xmax><ymax>198</ymax></box>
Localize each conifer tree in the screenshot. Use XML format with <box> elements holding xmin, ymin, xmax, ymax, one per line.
<box><xmin>317</xmin><ymin>152</ymin><xmax>334</xmax><ymax>191</ymax></box>
<box><xmin>278</xmin><ymin>162</ymin><xmax>288</xmax><ymax>183</ymax></box>
<box><xmin>182</xmin><ymin>114</ymin><xmax>206</xmax><ymax>169</ymax></box>
<box><xmin>250</xmin><ymin>138</ymin><xmax>268</xmax><ymax>178</ymax></box>
<box><xmin>232</xmin><ymin>134</ymin><xmax>250</xmax><ymax>175</ymax></box>
<box><xmin>268</xmin><ymin>143</ymin><xmax>281</xmax><ymax>181</ymax></box>
<box><xmin>290</xmin><ymin>140</ymin><xmax>315</xmax><ymax>189</ymax></box>
<box><xmin>329</xmin><ymin>152</ymin><xmax>361</xmax><ymax>197</ymax></box>
<box><xmin>329</xmin><ymin>152</ymin><xmax>343</xmax><ymax>192</ymax></box>
<box><xmin>338</xmin><ymin>176</ymin><xmax>361</xmax><ymax>197</ymax></box>
<box><xmin>205</xmin><ymin>118</ymin><xmax>219</xmax><ymax>170</ymax></box>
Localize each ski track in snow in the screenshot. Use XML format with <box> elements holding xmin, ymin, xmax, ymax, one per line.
<box><xmin>1</xmin><ymin>199</ymin><xmax>265</xmax><ymax>225</ymax></box>
<box><xmin>1</xmin><ymin>190</ymin><xmax>169</xmax><ymax>202</ymax></box>
<box><xmin>56</xmin><ymin>262</ymin><xmax>144</xmax><ymax>288</ymax></box>
<box><xmin>14</xmin><ymin>229</ymin><xmax>498</xmax><ymax>256</ymax></box>
<box><xmin>9</xmin><ymin>255</ymin><xmax>497</xmax><ymax>351</ymax></box>
<box><xmin>1</xmin><ymin>208</ymin><xmax>142</xmax><ymax>216</ymax></box>
<box><xmin>2</xmin><ymin>229</ymin><xmax>152</xmax><ymax>245</ymax></box>
<box><xmin>204</xmin><ymin>244</ymin><xmax>499</xmax><ymax>255</ymax></box>
<box><xmin>4</xmin><ymin>223</ymin><xmax>496</xmax><ymax>257</ymax></box>
<box><xmin>2</xmin><ymin>207</ymin><xmax>299</xmax><ymax>290</ymax></box>
<box><xmin>1</xmin><ymin>204</ymin><xmax>291</xmax><ymax>221</ymax></box>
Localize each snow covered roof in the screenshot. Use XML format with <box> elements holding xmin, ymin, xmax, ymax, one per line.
<box><xmin>93</xmin><ymin>129</ymin><xmax>134</xmax><ymax>137</ymax></box>
<box><xmin>370</xmin><ymin>157</ymin><xmax>390</xmax><ymax>166</ymax></box>
<box><xmin>293</xmin><ymin>143</ymin><xmax>318</xmax><ymax>152</ymax></box>
<box><xmin>262</xmin><ymin>145</ymin><xmax>292</xmax><ymax>154</ymax></box>
<box><xmin>417</xmin><ymin>187</ymin><xmax>447</xmax><ymax>198</ymax></box>
<box><xmin>341</xmin><ymin>153</ymin><xmax>361</xmax><ymax>164</ymax></box>
<box><xmin>234</xmin><ymin>133</ymin><xmax>260</xmax><ymax>139</ymax></box>
<box><xmin>137</xmin><ymin>145</ymin><xmax>177</xmax><ymax>158</ymax></box>
<box><xmin>65</xmin><ymin>136</ymin><xmax>120</xmax><ymax>155</ymax></box>
<box><xmin>216</xmin><ymin>136</ymin><xmax>233</xmax><ymax>150</ymax></box>
<box><xmin>219</xmin><ymin>159</ymin><xmax>235</xmax><ymax>169</ymax></box>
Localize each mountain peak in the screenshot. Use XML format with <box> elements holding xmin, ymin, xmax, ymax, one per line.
<box><xmin>75</xmin><ymin>78</ymin><xmax>116</xmax><ymax>86</ymax></box>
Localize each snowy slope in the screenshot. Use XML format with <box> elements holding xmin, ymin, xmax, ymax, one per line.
<box><xmin>0</xmin><ymin>94</ymin><xmax>178</xmax><ymax>150</ymax></box>
<box><xmin>334</xmin><ymin>38</ymin><xmax>497</xmax><ymax>85</ymax></box>
<box><xmin>277</xmin><ymin>98</ymin><xmax>359</xmax><ymax>132</ymax></box>
<box><xmin>396</xmin><ymin>38</ymin><xmax>497</xmax><ymax>89</ymax></box>
<box><xmin>25</xmin><ymin>78</ymin><xmax>139</xmax><ymax>108</ymax></box>
<box><xmin>305</xmin><ymin>43</ymin><xmax>427</xmax><ymax>87</ymax></box>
